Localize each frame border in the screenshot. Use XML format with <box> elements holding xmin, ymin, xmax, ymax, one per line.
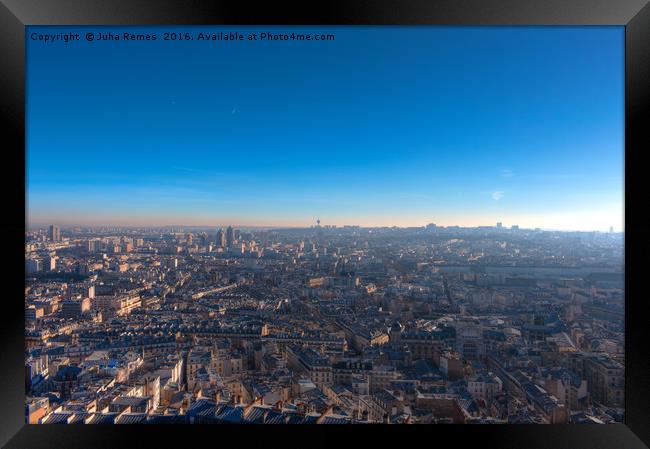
<box><xmin>1</xmin><ymin>1</ymin><xmax>648</xmax><ymax>447</ymax></box>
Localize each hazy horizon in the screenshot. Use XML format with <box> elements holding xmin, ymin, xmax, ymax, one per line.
<box><xmin>27</xmin><ymin>26</ymin><xmax>624</xmax><ymax>233</ymax></box>
<box><xmin>26</xmin><ymin>217</ymin><xmax>623</xmax><ymax>233</ymax></box>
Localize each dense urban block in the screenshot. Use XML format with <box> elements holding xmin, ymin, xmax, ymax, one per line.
<box><xmin>25</xmin><ymin>222</ymin><xmax>624</xmax><ymax>424</ymax></box>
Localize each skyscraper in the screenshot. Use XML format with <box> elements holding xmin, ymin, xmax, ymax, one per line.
<box><xmin>217</xmin><ymin>228</ymin><xmax>226</xmax><ymax>248</ymax></box>
<box><xmin>44</xmin><ymin>255</ymin><xmax>57</xmax><ymax>272</ymax></box>
<box><xmin>48</xmin><ymin>225</ymin><xmax>61</xmax><ymax>242</ymax></box>
<box><xmin>87</xmin><ymin>239</ymin><xmax>101</xmax><ymax>253</ymax></box>
<box><xmin>225</xmin><ymin>226</ymin><xmax>234</xmax><ymax>248</ymax></box>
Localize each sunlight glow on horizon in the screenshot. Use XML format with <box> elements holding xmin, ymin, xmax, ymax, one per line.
<box><xmin>27</xmin><ymin>209</ymin><xmax>624</xmax><ymax>232</ymax></box>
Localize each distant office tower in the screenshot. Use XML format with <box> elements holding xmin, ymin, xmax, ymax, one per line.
<box><xmin>26</xmin><ymin>259</ymin><xmax>41</xmax><ymax>274</ymax></box>
<box><xmin>217</xmin><ymin>228</ymin><xmax>226</xmax><ymax>247</ymax></box>
<box><xmin>88</xmin><ymin>239</ymin><xmax>102</xmax><ymax>252</ymax></box>
<box><xmin>44</xmin><ymin>255</ymin><xmax>57</xmax><ymax>272</ymax></box>
<box><xmin>225</xmin><ymin>226</ymin><xmax>234</xmax><ymax>248</ymax></box>
<box><xmin>48</xmin><ymin>225</ymin><xmax>61</xmax><ymax>242</ymax></box>
<box><xmin>511</xmin><ymin>225</ymin><xmax>519</xmax><ymax>230</ymax></box>
<box><xmin>609</xmin><ymin>226</ymin><xmax>614</xmax><ymax>233</ymax></box>
<box><xmin>496</xmin><ymin>222</ymin><xmax>503</xmax><ymax>229</ymax></box>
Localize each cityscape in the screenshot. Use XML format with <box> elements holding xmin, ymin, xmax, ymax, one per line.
<box><xmin>25</xmin><ymin>222</ymin><xmax>624</xmax><ymax>424</ymax></box>
<box><xmin>26</xmin><ymin>26</ymin><xmax>624</xmax><ymax>425</ymax></box>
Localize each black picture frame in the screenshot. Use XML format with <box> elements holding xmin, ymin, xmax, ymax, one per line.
<box><xmin>2</xmin><ymin>1</ymin><xmax>648</xmax><ymax>448</ymax></box>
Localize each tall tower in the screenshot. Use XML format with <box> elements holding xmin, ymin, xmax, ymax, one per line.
<box><xmin>225</xmin><ymin>226</ymin><xmax>234</xmax><ymax>248</ymax></box>
<box><xmin>217</xmin><ymin>228</ymin><xmax>226</xmax><ymax>247</ymax></box>
<box><xmin>315</xmin><ymin>218</ymin><xmax>324</xmax><ymax>244</ymax></box>
<box><xmin>48</xmin><ymin>225</ymin><xmax>61</xmax><ymax>242</ymax></box>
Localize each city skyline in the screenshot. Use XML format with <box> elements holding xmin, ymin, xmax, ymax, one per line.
<box><xmin>27</xmin><ymin>219</ymin><xmax>623</xmax><ymax>233</ymax></box>
<box><xmin>27</xmin><ymin>26</ymin><xmax>624</xmax><ymax>232</ymax></box>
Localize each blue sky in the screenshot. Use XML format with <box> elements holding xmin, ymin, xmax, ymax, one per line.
<box><xmin>27</xmin><ymin>26</ymin><xmax>624</xmax><ymax>231</ymax></box>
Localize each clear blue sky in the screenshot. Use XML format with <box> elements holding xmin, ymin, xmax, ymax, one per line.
<box><xmin>27</xmin><ymin>26</ymin><xmax>624</xmax><ymax>231</ymax></box>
